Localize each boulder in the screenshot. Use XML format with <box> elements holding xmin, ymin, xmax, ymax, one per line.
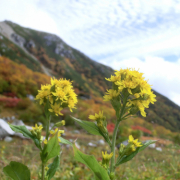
<box><xmin>0</xmin><ymin>119</ymin><xmax>15</xmax><ymax>138</ymax></box>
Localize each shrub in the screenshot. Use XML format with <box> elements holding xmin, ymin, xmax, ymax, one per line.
<box><xmin>17</xmin><ymin>98</ymin><xmax>32</xmax><ymax>110</ymax></box>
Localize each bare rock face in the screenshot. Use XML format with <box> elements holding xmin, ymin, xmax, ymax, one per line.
<box><xmin>44</xmin><ymin>34</ymin><xmax>59</xmax><ymax>46</ymax></box>
<box><xmin>11</xmin><ymin>33</ymin><xmax>26</xmax><ymax>47</ymax></box>
<box><xmin>26</xmin><ymin>40</ymin><xmax>35</xmax><ymax>49</ymax></box>
<box><xmin>55</xmin><ymin>44</ymin><xmax>74</xmax><ymax>59</ymax></box>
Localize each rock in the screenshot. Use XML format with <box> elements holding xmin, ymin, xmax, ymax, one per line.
<box><xmin>98</xmin><ymin>139</ymin><xmax>105</xmax><ymax>145</ymax></box>
<box><xmin>156</xmin><ymin>147</ymin><xmax>162</xmax><ymax>152</ymax></box>
<box><xmin>0</xmin><ymin>119</ymin><xmax>15</xmax><ymax>138</ymax></box>
<box><xmin>73</xmin><ymin>130</ymin><xmax>80</xmax><ymax>134</ymax></box>
<box><xmin>4</xmin><ymin>136</ymin><xmax>13</xmax><ymax>142</ymax></box>
<box><xmin>11</xmin><ymin>33</ymin><xmax>26</xmax><ymax>47</ymax></box>
<box><xmin>149</xmin><ymin>143</ymin><xmax>156</xmax><ymax>148</ymax></box>
<box><xmin>26</xmin><ymin>40</ymin><xmax>35</xmax><ymax>49</ymax></box>
<box><xmin>122</xmin><ymin>140</ymin><xmax>129</xmax><ymax>146</ymax></box>
<box><xmin>88</xmin><ymin>142</ymin><xmax>96</xmax><ymax>147</ymax></box>
<box><xmin>0</xmin><ymin>35</ymin><xmax>3</xmax><ymax>39</ymax></box>
<box><xmin>27</xmin><ymin>94</ymin><xmax>34</xmax><ymax>101</ymax></box>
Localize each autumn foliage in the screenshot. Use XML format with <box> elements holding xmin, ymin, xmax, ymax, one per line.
<box><xmin>0</xmin><ymin>97</ymin><xmax>21</xmax><ymax>107</ymax></box>
<box><xmin>0</xmin><ymin>56</ymin><xmax>50</xmax><ymax>97</ymax></box>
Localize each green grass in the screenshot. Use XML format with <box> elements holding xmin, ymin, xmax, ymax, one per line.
<box><xmin>0</xmin><ymin>133</ymin><xmax>179</xmax><ymax>180</ymax></box>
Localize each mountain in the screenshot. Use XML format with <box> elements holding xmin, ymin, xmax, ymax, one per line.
<box><xmin>0</xmin><ymin>20</ymin><xmax>180</xmax><ymax>132</ymax></box>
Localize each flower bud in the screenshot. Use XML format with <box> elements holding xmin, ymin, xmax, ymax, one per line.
<box><xmin>109</xmin><ymin>172</ymin><xmax>115</xmax><ymax>180</ymax></box>
<box><xmin>143</xmin><ymin>93</ymin><xmax>149</xmax><ymax>100</ymax></box>
<box><xmin>129</xmin><ymin>106</ymin><xmax>139</xmax><ymax>115</ymax></box>
<box><xmin>97</xmin><ymin>121</ymin><xmax>108</xmax><ymax>135</ymax></box>
<box><xmin>31</xmin><ymin>129</ymin><xmax>37</xmax><ymax>137</ymax></box>
<box><xmin>131</xmin><ymin>85</ymin><xmax>141</xmax><ymax>94</ymax></box>
<box><xmin>119</xmin><ymin>143</ymin><xmax>125</xmax><ymax>155</ymax></box>
<box><xmin>55</xmin><ymin>120</ymin><xmax>65</xmax><ymax>127</ymax></box>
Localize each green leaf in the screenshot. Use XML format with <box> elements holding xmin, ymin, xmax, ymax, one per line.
<box><xmin>9</xmin><ymin>124</ymin><xmax>41</xmax><ymax>149</ymax></box>
<box><xmin>116</xmin><ymin>140</ymin><xmax>156</xmax><ymax>166</ymax></box>
<box><xmin>71</xmin><ymin>116</ymin><xmax>102</xmax><ymax>136</ymax></box>
<box><xmin>3</xmin><ymin>161</ymin><xmax>31</xmax><ymax>180</ymax></box>
<box><xmin>59</xmin><ymin>137</ymin><xmax>72</xmax><ymax>146</ymax></box>
<box><xmin>73</xmin><ymin>144</ymin><xmax>110</xmax><ymax>180</ymax></box>
<box><xmin>71</xmin><ymin>117</ymin><xmax>111</xmax><ymax>146</ymax></box>
<box><xmin>42</xmin><ymin>133</ymin><xmax>60</xmax><ymax>163</ymax></box>
<box><xmin>9</xmin><ymin>124</ymin><xmax>33</xmax><ymax>139</ymax></box>
<box><xmin>47</xmin><ymin>155</ymin><xmax>60</xmax><ymax>180</ymax></box>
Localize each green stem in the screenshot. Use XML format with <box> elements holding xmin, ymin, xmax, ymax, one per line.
<box><xmin>45</xmin><ymin>116</ymin><xmax>51</xmax><ymax>140</ymax></box>
<box><xmin>42</xmin><ymin>164</ymin><xmax>45</xmax><ymax>180</ymax></box>
<box><xmin>110</xmin><ymin>94</ymin><xmax>128</xmax><ymax>174</ymax></box>
<box><xmin>42</xmin><ymin>115</ymin><xmax>51</xmax><ymax>180</ymax></box>
<box><xmin>110</xmin><ymin>120</ymin><xmax>120</xmax><ymax>173</ymax></box>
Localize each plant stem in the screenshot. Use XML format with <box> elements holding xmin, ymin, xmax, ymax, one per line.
<box><xmin>110</xmin><ymin>120</ymin><xmax>120</xmax><ymax>173</ymax></box>
<box><xmin>42</xmin><ymin>115</ymin><xmax>51</xmax><ymax>180</ymax></box>
<box><xmin>46</xmin><ymin>116</ymin><xmax>51</xmax><ymax>140</ymax></box>
<box><xmin>110</xmin><ymin>94</ymin><xmax>128</xmax><ymax>174</ymax></box>
<box><xmin>42</xmin><ymin>164</ymin><xmax>45</xmax><ymax>180</ymax></box>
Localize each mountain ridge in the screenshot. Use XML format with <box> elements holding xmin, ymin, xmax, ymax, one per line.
<box><xmin>0</xmin><ymin>20</ymin><xmax>180</xmax><ymax>132</ymax></box>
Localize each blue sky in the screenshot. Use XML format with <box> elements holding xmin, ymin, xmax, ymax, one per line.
<box><xmin>1</xmin><ymin>0</ymin><xmax>180</xmax><ymax>105</ymax></box>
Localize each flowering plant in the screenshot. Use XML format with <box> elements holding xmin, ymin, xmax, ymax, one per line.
<box><xmin>71</xmin><ymin>68</ymin><xmax>157</xmax><ymax>180</ymax></box>
<box><xmin>3</xmin><ymin>78</ymin><xmax>77</xmax><ymax>180</ymax></box>
<box><xmin>3</xmin><ymin>68</ymin><xmax>157</xmax><ymax>180</ymax></box>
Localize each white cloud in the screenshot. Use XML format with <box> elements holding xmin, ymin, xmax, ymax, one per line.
<box><xmin>1</xmin><ymin>0</ymin><xmax>180</xmax><ymax>106</ymax></box>
<box><xmin>99</xmin><ymin>56</ymin><xmax>180</xmax><ymax>106</ymax></box>
<box><xmin>0</xmin><ymin>0</ymin><xmax>59</xmax><ymax>35</ymax></box>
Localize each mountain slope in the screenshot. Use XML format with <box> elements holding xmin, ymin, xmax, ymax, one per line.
<box><xmin>0</xmin><ymin>20</ymin><xmax>180</xmax><ymax>132</ymax></box>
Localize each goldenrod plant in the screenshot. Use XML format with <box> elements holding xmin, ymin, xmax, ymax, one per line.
<box><xmin>3</xmin><ymin>68</ymin><xmax>157</xmax><ymax>180</ymax></box>
<box><xmin>3</xmin><ymin>78</ymin><xmax>77</xmax><ymax>180</ymax></box>
<box><xmin>72</xmin><ymin>68</ymin><xmax>157</xmax><ymax>180</ymax></box>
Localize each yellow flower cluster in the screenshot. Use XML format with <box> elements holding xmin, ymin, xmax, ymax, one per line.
<box><xmin>44</xmin><ymin>128</ymin><xmax>64</xmax><ymax>144</ymax></box>
<box><xmin>119</xmin><ymin>135</ymin><xmax>142</xmax><ymax>158</ymax></box>
<box><xmin>101</xmin><ymin>151</ymin><xmax>113</xmax><ymax>169</ymax></box>
<box><xmin>31</xmin><ymin>124</ymin><xmax>43</xmax><ymax>139</ymax></box>
<box><xmin>128</xmin><ymin>135</ymin><xmax>142</xmax><ymax>150</ymax></box>
<box><xmin>104</xmin><ymin>68</ymin><xmax>156</xmax><ymax>117</ymax></box>
<box><xmin>89</xmin><ymin>111</ymin><xmax>108</xmax><ymax>134</ymax></box>
<box><xmin>35</xmin><ymin>78</ymin><xmax>78</xmax><ymax>116</ymax></box>
<box><xmin>102</xmin><ymin>151</ymin><xmax>113</xmax><ymax>160</ymax></box>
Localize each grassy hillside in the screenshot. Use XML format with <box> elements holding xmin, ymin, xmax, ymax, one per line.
<box><xmin>0</xmin><ymin>20</ymin><xmax>180</xmax><ymax>132</ymax></box>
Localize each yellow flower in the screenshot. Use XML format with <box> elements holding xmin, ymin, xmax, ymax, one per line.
<box><xmin>44</xmin><ymin>139</ymin><xmax>48</xmax><ymax>144</ymax></box>
<box><xmin>102</xmin><ymin>151</ymin><xmax>113</xmax><ymax>160</ymax></box>
<box><xmin>105</xmin><ymin>68</ymin><xmax>156</xmax><ymax>117</ymax></box>
<box><xmin>36</xmin><ymin>77</ymin><xmax>78</xmax><ymax>114</ymax></box>
<box><xmin>49</xmin><ymin>103</ymin><xmax>63</xmax><ymax>116</ymax></box>
<box><xmin>89</xmin><ymin>111</ymin><xmax>104</xmax><ymax>121</ymax></box>
<box><xmin>45</xmin><ymin>166</ymin><xmax>49</xmax><ymax>171</ymax></box>
<box><xmin>128</xmin><ymin>135</ymin><xmax>142</xmax><ymax>147</ymax></box>
<box><xmin>103</xmin><ymin>89</ymin><xmax>120</xmax><ymax>101</ymax></box>
<box><xmin>50</xmin><ymin>128</ymin><xmax>64</xmax><ymax>142</ymax></box>
<box><xmin>32</xmin><ymin>124</ymin><xmax>43</xmax><ymax>131</ymax></box>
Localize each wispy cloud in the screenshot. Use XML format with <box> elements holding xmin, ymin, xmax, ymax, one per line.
<box><xmin>1</xmin><ymin>0</ymin><xmax>180</xmax><ymax>105</ymax></box>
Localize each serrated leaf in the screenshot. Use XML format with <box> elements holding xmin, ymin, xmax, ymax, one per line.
<box><xmin>47</xmin><ymin>155</ymin><xmax>60</xmax><ymax>180</ymax></box>
<box><xmin>71</xmin><ymin>116</ymin><xmax>102</xmax><ymax>136</ymax></box>
<box><xmin>3</xmin><ymin>161</ymin><xmax>31</xmax><ymax>180</ymax></box>
<box><xmin>9</xmin><ymin>124</ymin><xmax>41</xmax><ymax>149</ymax></box>
<box><xmin>9</xmin><ymin>124</ymin><xmax>33</xmax><ymax>139</ymax></box>
<box><xmin>59</xmin><ymin>137</ymin><xmax>72</xmax><ymax>146</ymax></box>
<box><xmin>71</xmin><ymin>116</ymin><xmax>111</xmax><ymax>146</ymax></box>
<box><xmin>73</xmin><ymin>144</ymin><xmax>110</xmax><ymax>180</ymax></box>
<box><xmin>116</xmin><ymin>140</ymin><xmax>156</xmax><ymax>166</ymax></box>
<box><xmin>42</xmin><ymin>133</ymin><xmax>60</xmax><ymax>163</ymax></box>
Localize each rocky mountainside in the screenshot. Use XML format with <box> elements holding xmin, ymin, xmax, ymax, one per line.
<box><xmin>0</xmin><ymin>20</ymin><xmax>180</xmax><ymax>132</ymax></box>
<box><xmin>0</xmin><ymin>20</ymin><xmax>112</xmax><ymax>97</ymax></box>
